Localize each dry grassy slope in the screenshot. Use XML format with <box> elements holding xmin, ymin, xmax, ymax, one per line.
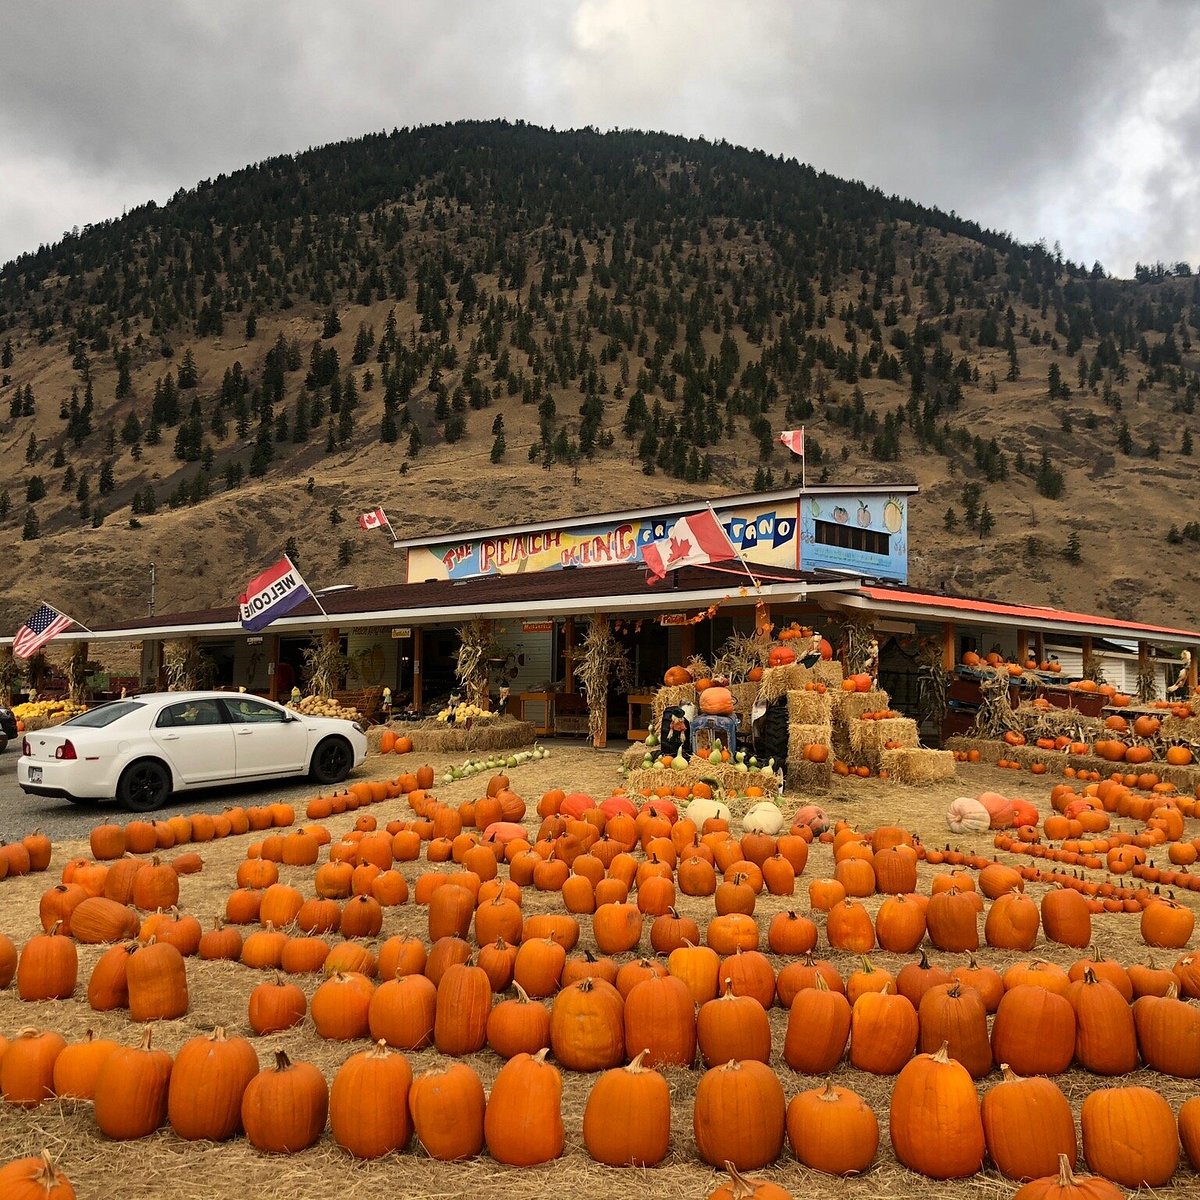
<box><xmin>1</xmin><ymin>225</ymin><xmax>1198</xmax><ymax>637</ymax></box>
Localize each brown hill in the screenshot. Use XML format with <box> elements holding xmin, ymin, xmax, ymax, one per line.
<box><xmin>0</xmin><ymin>122</ymin><xmax>1196</xmax><ymax>652</ymax></box>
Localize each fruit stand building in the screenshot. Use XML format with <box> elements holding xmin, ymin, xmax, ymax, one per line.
<box><xmin>12</xmin><ymin>486</ymin><xmax>1198</xmax><ymax>743</ymax></box>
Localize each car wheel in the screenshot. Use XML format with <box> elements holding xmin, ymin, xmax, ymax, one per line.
<box><xmin>310</xmin><ymin>736</ymin><xmax>354</xmax><ymax>785</ymax></box>
<box><xmin>117</xmin><ymin>759</ymin><xmax>172</xmax><ymax>812</ymax></box>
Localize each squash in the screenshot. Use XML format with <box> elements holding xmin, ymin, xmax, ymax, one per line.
<box><xmin>742</xmin><ymin>802</ymin><xmax>785</xmax><ymax>838</ymax></box>
<box><xmin>686</xmin><ymin>796</ymin><xmax>731</xmax><ymax>827</ymax></box>
<box><xmin>946</xmin><ymin>796</ymin><xmax>990</xmax><ymax>836</ymax></box>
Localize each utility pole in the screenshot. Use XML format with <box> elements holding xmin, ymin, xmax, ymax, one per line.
<box><xmin>148</xmin><ymin>564</ymin><xmax>156</xmax><ymax>617</ymax></box>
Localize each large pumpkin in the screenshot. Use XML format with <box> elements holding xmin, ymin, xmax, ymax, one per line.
<box><xmin>889</xmin><ymin>1043</ymin><xmax>985</xmax><ymax>1178</ymax></box>
<box><xmin>664</xmin><ymin>666</ymin><xmax>693</xmax><ymax>686</ymax></box>
<box><xmin>699</xmin><ymin>687</ymin><xmax>735</xmax><ymax>716</ymax></box>
<box><xmin>767</xmin><ymin>646</ymin><xmax>796</xmax><ymax>667</ymax></box>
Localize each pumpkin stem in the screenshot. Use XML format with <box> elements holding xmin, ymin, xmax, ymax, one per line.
<box><xmin>814</xmin><ymin>973</ymin><xmax>830</xmax><ymax>992</ymax></box>
<box><xmin>514</xmin><ymin>982</ymin><xmax>532</xmax><ymax>1003</ymax></box>
<box><xmin>1056</xmin><ymin>1153</ymin><xmax>1077</xmax><ymax>1186</ymax></box>
<box><xmin>999</xmin><ymin>1063</ymin><xmax>1020</xmax><ymax>1083</ymax></box>
<box><xmin>947</xmin><ymin>980</ymin><xmax>962</xmax><ymax>998</ymax></box>
<box><xmin>139</xmin><ymin>1025</ymin><xmax>155</xmax><ymax>1053</ymax></box>
<box><xmin>932</xmin><ymin>1040</ymin><xmax>952</xmax><ymax>1064</ymax></box>
<box><xmin>368</xmin><ymin>1039</ymin><xmax>391</xmax><ymax>1059</ymax></box>
<box><xmin>818</xmin><ymin>1080</ymin><xmax>840</xmax><ymax>1102</ymax></box>
<box><xmin>532</xmin><ymin>1047</ymin><xmax>551</xmax><ymax>1064</ymax></box>
<box><xmin>917</xmin><ymin>948</ymin><xmax>930</xmax><ymax>968</ymax></box>
<box><xmin>34</xmin><ymin>1151</ymin><xmax>60</xmax><ymax>1191</ymax></box>
<box><xmin>1166</xmin><ymin>981</ymin><xmax>1179</xmax><ymax>999</ymax></box>
<box><xmin>721</xmin><ymin>977</ymin><xmax>735</xmax><ymax>998</ymax></box>
<box><xmin>273</xmin><ymin>1049</ymin><xmax>293</xmax><ymax>1071</ymax></box>
<box><xmin>722</xmin><ymin>1161</ymin><xmax>758</xmax><ymax>1200</ymax></box>
<box><xmin>627</xmin><ymin>1049</ymin><xmax>650</xmax><ymax>1072</ymax></box>
<box><xmin>209</xmin><ymin>1026</ymin><xmax>227</xmax><ymax>1043</ymax></box>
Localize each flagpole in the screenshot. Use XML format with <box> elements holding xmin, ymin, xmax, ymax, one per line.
<box><xmin>801</xmin><ymin>425</ymin><xmax>806</xmax><ymax>492</ymax></box>
<box><xmin>706</xmin><ymin>505</ymin><xmax>762</xmax><ymax>594</ymax></box>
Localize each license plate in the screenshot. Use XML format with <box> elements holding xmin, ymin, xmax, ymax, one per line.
<box><xmin>28</xmin><ymin>766</ymin><xmax>42</xmax><ymax>784</ymax></box>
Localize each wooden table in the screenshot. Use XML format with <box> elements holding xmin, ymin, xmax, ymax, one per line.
<box><xmin>626</xmin><ymin>692</ymin><xmax>657</xmax><ymax>741</ymax></box>
<box><xmin>517</xmin><ymin>692</ymin><xmax>555</xmax><ymax>737</ymax></box>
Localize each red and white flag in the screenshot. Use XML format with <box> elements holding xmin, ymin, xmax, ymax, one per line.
<box><xmin>643</xmin><ymin>510</ymin><xmax>738</xmax><ymax>584</ymax></box>
<box><xmin>12</xmin><ymin>602</ymin><xmax>75</xmax><ymax>659</ymax></box>
<box><xmin>779</xmin><ymin>428</ymin><xmax>805</xmax><ymax>456</ymax></box>
<box><xmin>357</xmin><ymin>507</ymin><xmax>388</xmax><ymax>532</ymax></box>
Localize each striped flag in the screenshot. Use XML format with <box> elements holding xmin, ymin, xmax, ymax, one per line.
<box><xmin>12</xmin><ymin>602</ymin><xmax>74</xmax><ymax>659</ymax></box>
<box><xmin>238</xmin><ymin>556</ymin><xmax>313</xmax><ymax>632</ymax></box>
<box><xmin>779</xmin><ymin>428</ymin><xmax>805</xmax><ymax>456</ymax></box>
<box><xmin>358</xmin><ymin>507</ymin><xmax>388</xmax><ymax>532</ymax></box>
<box><xmin>643</xmin><ymin>510</ymin><xmax>737</xmax><ymax>584</ymax></box>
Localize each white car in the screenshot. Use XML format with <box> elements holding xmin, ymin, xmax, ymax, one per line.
<box><xmin>17</xmin><ymin>691</ymin><xmax>368</xmax><ymax>811</ymax></box>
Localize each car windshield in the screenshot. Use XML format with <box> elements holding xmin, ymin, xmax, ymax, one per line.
<box><xmin>62</xmin><ymin>700</ymin><xmax>145</xmax><ymax>728</ymax></box>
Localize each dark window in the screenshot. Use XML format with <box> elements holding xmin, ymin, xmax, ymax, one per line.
<box><xmin>814</xmin><ymin>519</ymin><xmax>891</xmax><ymax>556</ymax></box>
<box><xmin>63</xmin><ymin>700</ymin><xmax>143</xmax><ymax>728</ymax></box>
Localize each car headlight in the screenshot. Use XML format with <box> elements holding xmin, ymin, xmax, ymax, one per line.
<box><xmin>353</xmin><ymin>721</ymin><xmax>367</xmax><ymax>735</ymax></box>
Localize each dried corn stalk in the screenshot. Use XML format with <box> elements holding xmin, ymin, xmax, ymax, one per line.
<box><xmin>455</xmin><ymin>619</ymin><xmax>496</xmax><ymax>709</ymax></box>
<box><xmin>1135</xmin><ymin>665</ymin><xmax>1157</xmax><ymax>705</ymax></box>
<box><xmin>0</xmin><ymin>648</ymin><xmax>21</xmax><ymax>706</ymax></box>
<box><xmin>843</xmin><ymin>619</ymin><xmax>875</xmax><ymax>676</ymax></box>
<box><xmin>714</xmin><ymin>629</ymin><xmax>772</xmax><ymax>682</ymax></box>
<box><xmin>65</xmin><ymin>644</ymin><xmax>90</xmax><ymax>705</ymax></box>
<box><xmin>684</xmin><ymin>654</ymin><xmax>711</xmax><ymax>682</ymax></box>
<box><xmin>303</xmin><ymin>635</ymin><xmax>348</xmax><ymax>699</ymax></box>
<box><xmin>916</xmin><ymin>638</ymin><xmax>948</xmax><ymax>730</ymax></box>
<box><xmin>163</xmin><ymin>639</ymin><xmax>210</xmax><ymax>692</ymax></box>
<box><xmin>574</xmin><ymin>614</ymin><xmax>633</xmax><ymax>745</ymax></box>
<box><xmin>972</xmin><ymin>669</ymin><xmax>1019</xmax><ymax>738</ymax></box>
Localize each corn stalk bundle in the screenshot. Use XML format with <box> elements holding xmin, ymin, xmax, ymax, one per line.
<box><xmin>455</xmin><ymin>619</ymin><xmax>496</xmax><ymax>709</ymax></box>
<box><xmin>714</xmin><ymin>629</ymin><xmax>773</xmax><ymax>683</ymax></box>
<box><xmin>1081</xmin><ymin>646</ymin><xmax>1107</xmax><ymax>685</ymax></box>
<box><xmin>1135</xmin><ymin>665</ymin><xmax>1158</xmax><ymax>705</ymax></box>
<box><xmin>574</xmin><ymin>614</ymin><xmax>633</xmax><ymax>744</ymax></box>
<box><xmin>972</xmin><ymin>669</ymin><xmax>1020</xmax><ymax>738</ymax></box>
<box><xmin>683</xmin><ymin>654</ymin><xmax>711</xmax><ymax>683</ymax></box>
<box><xmin>916</xmin><ymin>639</ymin><xmax>948</xmax><ymax>729</ymax></box>
<box><xmin>842</xmin><ymin>618</ymin><xmax>876</xmax><ymax>676</ymax></box>
<box><xmin>301</xmin><ymin>635</ymin><xmax>349</xmax><ymax>700</ymax></box>
<box><xmin>65</xmin><ymin>644</ymin><xmax>89</xmax><ymax>705</ymax></box>
<box><xmin>164</xmin><ymin>640</ymin><xmax>211</xmax><ymax>692</ymax></box>
<box><xmin>0</xmin><ymin>648</ymin><xmax>22</xmax><ymax>706</ymax></box>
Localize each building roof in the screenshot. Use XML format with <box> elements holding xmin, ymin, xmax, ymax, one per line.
<box><xmin>59</xmin><ymin>562</ymin><xmax>856</xmax><ymax>644</ymax></box>
<box><xmin>829</xmin><ymin>585</ymin><xmax>1198</xmax><ymax>645</ymax></box>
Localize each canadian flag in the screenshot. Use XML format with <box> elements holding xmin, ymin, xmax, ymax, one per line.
<box><xmin>643</xmin><ymin>509</ymin><xmax>738</xmax><ymax>584</ymax></box>
<box><xmin>357</xmin><ymin>507</ymin><xmax>388</xmax><ymax>532</ymax></box>
<box><xmin>779</xmin><ymin>428</ymin><xmax>805</xmax><ymax>456</ymax></box>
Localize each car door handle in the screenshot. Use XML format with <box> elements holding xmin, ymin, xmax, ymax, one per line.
<box><xmin>160</xmin><ymin>733</ymin><xmax>180</xmax><ymax>740</ymax></box>
<box><xmin>235</xmin><ymin>729</ymin><xmax>254</xmax><ymax>735</ymax></box>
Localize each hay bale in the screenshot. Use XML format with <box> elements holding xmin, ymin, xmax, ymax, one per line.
<box><xmin>850</xmin><ymin>717</ymin><xmax>920</xmax><ymax>756</ymax></box>
<box><xmin>785</xmin><ymin>723</ymin><xmax>833</xmax><ymax>765</ymax></box>
<box><xmin>407</xmin><ymin>718</ymin><xmax>537</xmax><ymax>754</ymax></box>
<box><xmin>881</xmin><ymin>748</ymin><xmax>956</xmax><ymax>784</ymax></box>
<box><xmin>758</xmin><ymin>663</ymin><xmax>814</xmax><ymax>704</ymax></box>
<box><xmin>787</xmin><ymin>690</ymin><xmax>833</xmax><ymax>725</ymax></box>
<box><xmin>1162</xmin><ymin>714</ymin><xmax>1200</xmax><ymax>742</ymax></box>
<box><xmin>785</xmin><ymin>759</ymin><xmax>832</xmax><ymax>795</ymax></box>
<box><xmin>1159</xmin><ymin>761</ymin><xmax>1200</xmax><ymax>791</ymax></box>
<box><xmin>944</xmin><ymin>736</ymin><xmax>1002</xmax><ymax>763</ymax></box>
<box><xmin>626</xmin><ymin>760</ymin><xmax>778</xmax><ymax>801</ymax></box>
<box><xmin>651</xmin><ymin>684</ymin><xmax>698</xmax><ymax>732</ymax></box>
<box><xmin>621</xmin><ymin>743</ymin><xmax>650</xmax><ymax>770</ymax></box>
<box><xmin>838</xmin><ymin>690</ymin><xmax>891</xmax><ymax>722</ymax></box>
<box><xmin>813</xmin><ymin>660</ymin><xmax>846</xmax><ymax>688</ymax></box>
<box><xmin>729</xmin><ymin>683</ymin><xmax>760</xmax><ymax>734</ymax></box>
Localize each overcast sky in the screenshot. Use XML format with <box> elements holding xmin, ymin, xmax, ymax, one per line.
<box><xmin>2</xmin><ymin>1</ymin><xmax>1198</xmax><ymax>276</ymax></box>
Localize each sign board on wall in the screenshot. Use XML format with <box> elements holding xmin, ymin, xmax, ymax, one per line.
<box><xmin>798</xmin><ymin>494</ymin><xmax>908</xmax><ymax>583</ymax></box>
<box><xmin>658</xmin><ymin>614</ymin><xmax>692</xmax><ymax>626</ymax></box>
<box><xmin>407</xmin><ymin>500</ymin><xmax>800</xmax><ymax>583</ymax></box>
<box><xmin>522</xmin><ymin>621</ymin><xmax>554</xmax><ymax>633</ymax></box>
<box><xmin>390</xmin><ymin>627</ymin><xmax>411</xmax><ymax>639</ymax></box>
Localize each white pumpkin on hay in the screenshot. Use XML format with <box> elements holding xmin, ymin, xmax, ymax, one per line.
<box><xmin>742</xmin><ymin>801</ymin><xmax>786</xmax><ymax>837</ymax></box>
<box><xmin>946</xmin><ymin>795</ymin><xmax>991</xmax><ymax>835</ymax></box>
<box><xmin>684</xmin><ymin>795</ymin><xmax>731</xmax><ymax>827</ymax></box>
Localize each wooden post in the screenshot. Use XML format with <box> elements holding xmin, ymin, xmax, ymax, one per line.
<box><xmin>564</xmin><ymin>618</ymin><xmax>576</xmax><ymax>692</ymax></box>
<box><xmin>266</xmin><ymin>635</ymin><xmax>280</xmax><ymax>701</ymax></box>
<box><xmin>1034</xmin><ymin>632</ymin><xmax>1045</xmax><ymax>666</ymax></box>
<box><xmin>1190</xmin><ymin>647</ymin><xmax>1199</xmax><ymax>692</ymax></box>
<box><xmin>1081</xmin><ymin>635</ymin><xmax>1094</xmax><ymax>680</ymax></box>
<box><xmin>1016</xmin><ymin>630</ymin><xmax>1028</xmax><ymax>666</ymax></box>
<box><xmin>941</xmin><ymin>622</ymin><xmax>955</xmax><ymax>673</ymax></box>
<box><xmin>412</xmin><ymin>627</ymin><xmax>424</xmax><ymax>710</ymax></box>
<box><xmin>594</xmin><ymin>613</ymin><xmax>609</xmax><ymax>750</ymax></box>
<box><xmin>680</xmin><ymin>624</ymin><xmax>696</xmax><ymax>663</ymax></box>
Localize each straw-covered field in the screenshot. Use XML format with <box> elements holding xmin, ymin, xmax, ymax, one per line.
<box><xmin>1</xmin><ymin>745</ymin><xmax>1199</xmax><ymax>1198</ymax></box>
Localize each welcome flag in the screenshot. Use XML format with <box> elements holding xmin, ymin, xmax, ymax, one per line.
<box><xmin>779</xmin><ymin>428</ymin><xmax>805</xmax><ymax>456</ymax></box>
<box><xmin>238</xmin><ymin>556</ymin><xmax>313</xmax><ymax>632</ymax></box>
<box><xmin>643</xmin><ymin>510</ymin><xmax>738</xmax><ymax>583</ymax></box>
<box><xmin>358</xmin><ymin>507</ymin><xmax>389</xmax><ymax>532</ymax></box>
<box><xmin>12</xmin><ymin>602</ymin><xmax>74</xmax><ymax>659</ymax></box>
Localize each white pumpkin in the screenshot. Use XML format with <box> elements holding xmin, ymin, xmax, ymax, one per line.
<box><xmin>742</xmin><ymin>801</ymin><xmax>786</xmax><ymax>837</ymax></box>
<box><xmin>946</xmin><ymin>795</ymin><xmax>991</xmax><ymax>836</ymax></box>
<box><xmin>685</xmin><ymin>795</ymin><xmax>732</xmax><ymax>827</ymax></box>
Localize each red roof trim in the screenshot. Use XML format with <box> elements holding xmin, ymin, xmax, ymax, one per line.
<box><xmin>859</xmin><ymin>587</ymin><xmax>1197</xmax><ymax>640</ymax></box>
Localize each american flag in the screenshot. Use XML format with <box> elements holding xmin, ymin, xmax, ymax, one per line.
<box><xmin>12</xmin><ymin>602</ymin><xmax>74</xmax><ymax>659</ymax></box>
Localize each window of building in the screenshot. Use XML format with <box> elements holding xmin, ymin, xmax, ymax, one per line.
<box><xmin>813</xmin><ymin>519</ymin><xmax>891</xmax><ymax>557</ymax></box>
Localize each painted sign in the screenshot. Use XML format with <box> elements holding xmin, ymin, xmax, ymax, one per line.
<box><xmin>391</xmin><ymin>627</ymin><xmax>411</xmax><ymax>639</ymax></box>
<box><xmin>522</xmin><ymin>621</ymin><xmax>554</xmax><ymax>633</ymax></box>
<box><xmin>658</xmin><ymin>614</ymin><xmax>692</xmax><ymax>626</ymax></box>
<box><xmin>406</xmin><ymin>500</ymin><xmax>801</xmax><ymax>582</ymax></box>
<box><xmin>799</xmin><ymin>494</ymin><xmax>908</xmax><ymax>583</ymax></box>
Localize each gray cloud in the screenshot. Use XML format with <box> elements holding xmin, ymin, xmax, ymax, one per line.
<box><xmin>1</xmin><ymin>0</ymin><xmax>1197</xmax><ymax>273</ymax></box>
